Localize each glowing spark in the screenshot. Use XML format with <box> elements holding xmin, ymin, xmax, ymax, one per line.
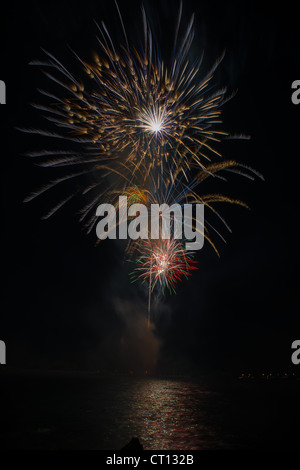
<box><xmin>150</xmin><ymin>120</ymin><xmax>162</xmax><ymax>134</ymax></box>
<box><xmin>131</xmin><ymin>238</ymin><xmax>198</xmax><ymax>295</ymax></box>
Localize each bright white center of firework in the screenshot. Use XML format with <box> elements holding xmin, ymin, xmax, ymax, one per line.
<box><xmin>155</xmin><ymin>254</ymin><xmax>169</xmax><ymax>274</ymax></box>
<box><xmin>140</xmin><ymin>105</ymin><xmax>166</xmax><ymax>135</ymax></box>
<box><xmin>150</xmin><ymin>121</ymin><xmax>162</xmax><ymax>133</ymax></box>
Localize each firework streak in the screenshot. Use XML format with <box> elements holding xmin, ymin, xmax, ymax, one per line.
<box><xmin>22</xmin><ymin>2</ymin><xmax>262</xmax><ymax>325</ymax></box>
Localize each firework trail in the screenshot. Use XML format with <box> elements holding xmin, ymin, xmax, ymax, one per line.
<box><xmin>130</xmin><ymin>237</ymin><xmax>197</xmax><ymax>327</ymax></box>
<box><xmin>21</xmin><ymin>1</ymin><xmax>263</xmax><ymax>324</ymax></box>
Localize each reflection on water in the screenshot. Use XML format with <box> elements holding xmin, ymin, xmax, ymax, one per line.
<box><xmin>1</xmin><ymin>372</ymin><xmax>300</xmax><ymax>449</ymax></box>
<box><xmin>83</xmin><ymin>377</ymin><xmax>228</xmax><ymax>450</ymax></box>
<box><xmin>116</xmin><ymin>379</ymin><xmax>222</xmax><ymax>450</ymax></box>
<box><xmin>0</xmin><ymin>374</ymin><xmax>227</xmax><ymax>449</ymax></box>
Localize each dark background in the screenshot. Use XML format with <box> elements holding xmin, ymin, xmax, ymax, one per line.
<box><xmin>0</xmin><ymin>0</ymin><xmax>299</xmax><ymax>376</ymax></box>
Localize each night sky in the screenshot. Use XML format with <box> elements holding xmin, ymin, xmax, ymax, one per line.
<box><xmin>1</xmin><ymin>0</ymin><xmax>299</xmax><ymax>375</ymax></box>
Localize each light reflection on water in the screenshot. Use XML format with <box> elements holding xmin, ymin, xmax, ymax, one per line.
<box><xmin>101</xmin><ymin>378</ymin><xmax>225</xmax><ymax>450</ymax></box>
<box><xmin>2</xmin><ymin>372</ymin><xmax>300</xmax><ymax>449</ymax></box>
<box><xmin>1</xmin><ymin>374</ymin><xmax>230</xmax><ymax>449</ymax></box>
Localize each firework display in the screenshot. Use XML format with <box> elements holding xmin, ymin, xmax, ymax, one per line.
<box><xmin>23</xmin><ymin>2</ymin><xmax>262</xmax><ymax>323</ymax></box>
